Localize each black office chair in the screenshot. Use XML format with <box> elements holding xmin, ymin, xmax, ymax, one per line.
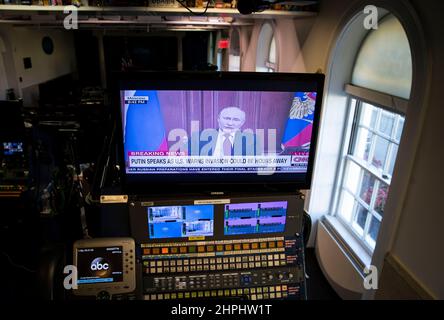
<box><xmin>38</xmin><ymin>243</ymin><xmax>67</xmax><ymax>300</ymax></box>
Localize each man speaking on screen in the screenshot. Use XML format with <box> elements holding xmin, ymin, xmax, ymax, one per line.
<box><xmin>215</xmin><ymin>107</ymin><xmax>252</xmax><ymax>157</ymax></box>
<box><xmin>190</xmin><ymin>106</ymin><xmax>262</xmax><ymax>157</ymax></box>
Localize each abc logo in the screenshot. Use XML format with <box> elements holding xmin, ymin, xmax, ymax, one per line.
<box><xmin>90</xmin><ymin>257</ymin><xmax>111</xmax><ymax>277</ymax></box>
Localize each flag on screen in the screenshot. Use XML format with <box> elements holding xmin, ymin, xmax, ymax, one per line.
<box><xmin>124</xmin><ymin>90</ymin><xmax>168</xmax><ymax>159</ymax></box>
<box><xmin>281</xmin><ymin>92</ymin><xmax>316</xmax><ymax>151</ymax></box>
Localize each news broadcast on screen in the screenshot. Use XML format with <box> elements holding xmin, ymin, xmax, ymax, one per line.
<box><xmin>121</xmin><ymin>89</ymin><xmax>317</xmax><ymax>175</ymax></box>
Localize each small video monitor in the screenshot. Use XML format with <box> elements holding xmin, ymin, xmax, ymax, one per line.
<box><xmin>147</xmin><ymin>204</ymin><xmax>214</xmax><ymax>239</ymax></box>
<box><xmin>3</xmin><ymin>142</ymin><xmax>23</xmax><ymax>156</ymax></box>
<box><xmin>224</xmin><ymin>201</ymin><xmax>288</xmax><ymax>235</ymax></box>
<box><xmin>73</xmin><ymin>238</ymin><xmax>136</xmax><ymax>297</ymax></box>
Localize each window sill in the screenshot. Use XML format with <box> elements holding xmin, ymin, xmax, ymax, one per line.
<box><xmin>323</xmin><ymin>215</ymin><xmax>372</xmax><ymax>272</ymax></box>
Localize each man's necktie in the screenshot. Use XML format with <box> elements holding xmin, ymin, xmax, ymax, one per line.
<box><xmin>223</xmin><ymin>134</ymin><xmax>232</xmax><ymax>156</ymax></box>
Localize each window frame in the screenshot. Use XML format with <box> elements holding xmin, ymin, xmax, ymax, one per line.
<box><xmin>331</xmin><ymin>86</ymin><xmax>407</xmax><ymax>255</ymax></box>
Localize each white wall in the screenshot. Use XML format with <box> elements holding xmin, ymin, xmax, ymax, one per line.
<box><xmin>298</xmin><ymin>0</ymin><xmax>444</xmax><ymax>299</ymax></box>
<box><xmin>0</xmin><ymin>37</ymin><xmax>8</xmax><ymax>100</ymax></box>
<box><xmin>387</xmin><ymin>0</ymin><xmax>444</xmax><ymax>299</ymax></box>
<box><xmin>274</xmin><ymin>19</ymin><xmax>306</xmax><ymax>72</ymax></box>
<box><xmin>0</xmin><ymin>26</ymin><xmax>76</xmax><ymax>105</ymax></box>
<box><xmin>0</xmin><ymin>28</ymin><xmax>20</xmax><ymax>100</ymax></box>
<box><xmin>316</xmin><ymin>220</ymin><xmax>363</xmax><ymax>299</ymax></box>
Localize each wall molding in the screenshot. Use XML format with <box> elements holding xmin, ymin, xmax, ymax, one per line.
<box><xmin>376</xmin><ymin>253</ymin><xmax>435</xmax><ymax>299</ymax></box>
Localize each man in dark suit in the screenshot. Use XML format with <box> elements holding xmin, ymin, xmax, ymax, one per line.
<box><xmin>189</xmin><ymin>106</ymin><xmax>262</xmax><ymax>156</ymax></box>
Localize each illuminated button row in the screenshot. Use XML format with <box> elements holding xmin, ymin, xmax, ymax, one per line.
<box><xmin>143</xmin><ymin>241</ymin><xmax>284</xmax><ymax>256</ymax></box>
<box><xmin>144</xmin><ymin>285</ymin><xmax>290</xmax><ymax>300</ymax></box>
<box><xmin>142</xmin><ymin>237</ymin><xmax>284</xmax><ymax>248</ymax></box>
<box><xmin>144</xmin><ymin>254</ymin><xmax>287</xmax><ymax>274</ymax></box>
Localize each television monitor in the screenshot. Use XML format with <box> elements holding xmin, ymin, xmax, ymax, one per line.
<box><xmin>76</xmin><ymin>246</ymin><xmax>124</xmax><ymax>284</ymax></box>
<box><xmin>115</xmin><ymin>72</ymin><xmax>324</xmax><ymax>192</ymax></box>
<box><xmin>73</xmin><ymin>238</ymin><xmax>136</xmax><ymax>296</ymax></box>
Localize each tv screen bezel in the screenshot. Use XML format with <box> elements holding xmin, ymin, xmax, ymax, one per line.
<box><xmin>112</xmin><ymin>71</ymin><xmax>324</xmax><ymax>194</ymax></box>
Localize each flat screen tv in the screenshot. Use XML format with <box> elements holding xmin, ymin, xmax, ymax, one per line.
<box><xmin>115</xmin><ymin>72</ymin><xmax>324</xmax><ymax>193</ymax></box>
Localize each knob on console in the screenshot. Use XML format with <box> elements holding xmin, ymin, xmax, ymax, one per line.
<box><xmin>97</xmin><ymin>290</ymin><xmax>111</xmax><ymax>300</ymax></box>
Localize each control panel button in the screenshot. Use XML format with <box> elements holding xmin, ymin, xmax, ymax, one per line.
<box><xmin>139</xmin><ymin>235</ymin><xmax>305</xmax><ymax>301</ymax></box>
<box><xmin>96</xmin><ymin>291</ymin><xmax>110</xmax><ymax>300</ymax></box>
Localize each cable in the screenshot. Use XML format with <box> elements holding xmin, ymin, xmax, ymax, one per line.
<box><xmin>78</xmin><ymin>179</ymin><xmax>91</xmax><ymax>239</ymax></box>
<box><xmin>85</xmin><ymin>192</ymin><xmax>100</xmax><ymax>205</ymax></box>
<box><xmin>176</xmin><ymin>0</ymin><xmax>212</xmax><ymax>16</ymax></box>
<box><xmin>1</xmin><ymin>251</ymin><xmax>36</xmax><ymax>273</ymax></box>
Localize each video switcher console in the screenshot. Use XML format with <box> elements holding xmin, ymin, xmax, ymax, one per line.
<box><xmin>129</xmin><ymin>193</ymin><xmax>307</xmax><ymax>300</ymax></box>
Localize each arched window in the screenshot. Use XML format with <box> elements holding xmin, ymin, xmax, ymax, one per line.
<box><xmin>256</xmin><ymin>23</ymin><xmax>277</xmax><ymax>72</ymax></box>
<box><xmin>228</xmin><ymin>28</ymin><xmax>241</xmax><ymax>72</ymax></box>
<box><xmin>334</xmin><ymin>14</ymin><xmax>412</xmax><ymax>251</ymax></box>
<box><xmin>352</xmin><ymin>15</ymin><xmax>412</xmax><ymax>99</ymax></box>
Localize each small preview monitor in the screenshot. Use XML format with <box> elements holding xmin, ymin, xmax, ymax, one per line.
<box><xmin>128</xmin><ymin>194</ymin><xmax>305</xmax><ymax>244</ymax></box>
<box><xmin>73</xmin><ymin>238</ymin><xmax>136</xmax><ymax>297</ymax></box>
<box><xmin>3</xmin><ymin>142</ymin><xmax>23</xmax><ymax>156</ymax></box>
<box><xmin>76</xmin><ymin>246</ymin><xmax>123</xmax><ymax>285</ymax></box>
<box><xmin>147</xmin><ymin>204</ymin><xmax>214</xmax><ymax>239</ymax></box>
<box><xmin>224</xmin><ymin>201</ymin><xmax>288</xmax><ymax>236</ymax></box>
